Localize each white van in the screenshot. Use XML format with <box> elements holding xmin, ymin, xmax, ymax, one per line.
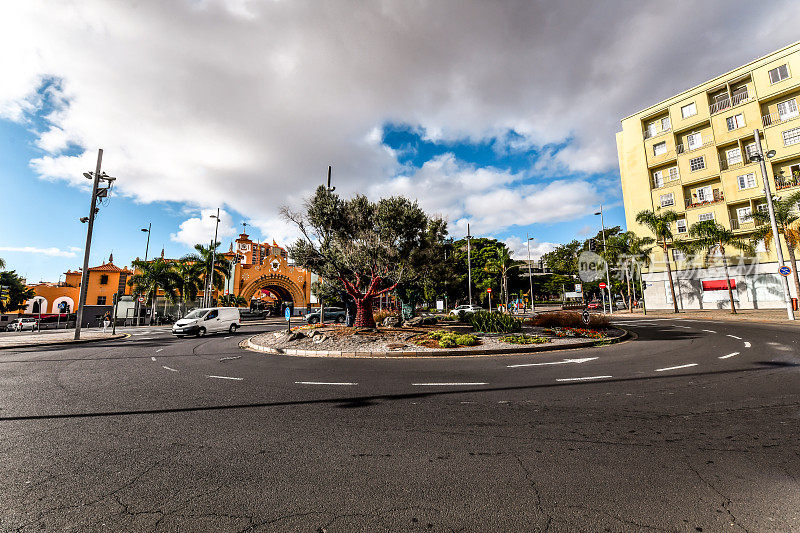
<box><xmin>172</xmin><ymin>307</ymin><xmax>240</xmax><ymax>337</ymax></box>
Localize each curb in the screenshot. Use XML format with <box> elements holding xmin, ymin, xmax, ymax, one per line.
<box><xmin>0</xmin><ymin>333</ymin><xmax>129</xmax><ymax>351</ymax></box>
<box><xmin>242</xmin><ymin>329</ymin><xmax>630</xmax><ymax>358</ymax></box>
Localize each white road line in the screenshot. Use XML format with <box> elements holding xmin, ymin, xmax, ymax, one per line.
<box><xmin>744</xmin><ymin>341</ymin><xmax>751</xmax><ymax>348</ymax></box>
<box><xmin>162</xmin><ymin>365</ymin><xmax>177</xmax><ymax>372</ymax></box>
<box><xmin>219</xmin><ymin>356</ymin><xmax>242</xmax><ymax>362</ymax></box>
<box><xmin>555</xmin><ymin>375</ymin><xmax>612</xmax><ymax>382</ymax></box>
<box><xmin>701</xmin><ymin>329</ymin><xmax>717</xmax><ymax>334</ymax></box>
<box><xmin>156</xmin><ymin>348</ymin><xmax>163</xmax><ymax>352</ymax></box>
<box><xmin>719</xmin><ymin>352</ymin><xmax>739</xmax><ymax>359</ymax></box>
<box><xmin>295</xmin><ymin>381</ymin><xmax>357</xmax><ymax>386</ymax></box>
<box><xmin>726</xmin><ymin>335</ymin><xmax>742</xmax><ymax>340</ymax></box>
<box><xmin>655</xmin><ymin>363</ymin><xmax>698</xmax><ymax>372</ymax></box>
<box><xmin>508</xmin><ymin>357</ymin><xmax>598</xmax><ymax>368</ymax></box>
<box><xmin>151</xmin><ymin>356</ymin><xmax>156</xmax><ymax>362</ymax></box>
<box><xmin>412</xmin><ymin>382</ymin><xmax>487</xmax><ymax>386</ymax></box>
<box><xmin>675</xmin><ymin>325</ymin><xmax>691</xmax><ymax>329</ymax></box>
<box><xmin>208</xmin><ymin>375</ymin><xmax>243</xmax><ymax>381</ymax></box>
<box><xmin>224</xmin><ymin>336</ymin><xmax>231</xmax><ymax>339</ymax></box>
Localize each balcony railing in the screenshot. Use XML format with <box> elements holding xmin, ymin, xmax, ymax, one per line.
<box><xmin>730</xmin><ymin>217</ymin><xmax>765</xmax><ymax>231</ymax></box>
<box><xmin>719</xmin><ymin>158</ymin><xmax>744</xmax><ymax>172</ymax></box>
<box><xmin>762</xmin><ymin>111</ymin><xmax>800</xmax><ymax>128</ymax></box>
<box><xmin>775</xmin><ymin>172</ymin><xmax>800</xmax><ymax>191</ymax></box>
<box><xmin>644</xmin><ymin>126</ymin><xmax>671</xmax><ymax>140</ymax></box>
<box><xmin>709</xmin><ymin>90</ymin><xmax>750</xmax><ymax>115</ymax></box>
<box><xmin>685</xmin><ymin>190</ymin><xmax>724</xmax><ymax>209</ymax></box>
<box><xmin>676</xmin><ymin>137</ymin><xmax>714</xmax><ymax>154</ymax></box>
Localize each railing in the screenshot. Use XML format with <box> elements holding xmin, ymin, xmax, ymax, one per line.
<box><xmin>676</xmin><ymin>138</ymin><xmax>714</xmax><ymax>154</ymax></box>
<box><xmin>644</xmin><ymin>126</ymin><xmax>671</xmax><ymax>140</ymax></box>
<box><xmin>685</xmin><ymin>190</ymin><xmax>724</xmax><ymax>209</ymax></box>
<box><xmin>719</xmin><ymin>158</ymin><xmax>744</xmax><ymax>172</ymax></box>
<box><xmin>651</xmin><ymin>173</ymin><xmax>680</xmax><ymax>189</ymax></box>
<box><xmin>730</xmin><ymin>217</ymin><xmax>764</xmax><ymax>231</ymax></box>
<box><xmin>649</xmin><ymin>149</ymin><xmax>676</xmax><ymax>164</ymax></box>
<box><xmin>762</xmin><ymin>111</ymin><xmax>800</xmax><ymax>128</ymax></box>
<box><xmin>775</xmin><ymin>172</ymin><xmax>800</xmax><ymax>191</ymax></box>
<box><xmin>709</xmin><ymin>90</ymin><xmax>750</xmax><ymax>115</ymax></box>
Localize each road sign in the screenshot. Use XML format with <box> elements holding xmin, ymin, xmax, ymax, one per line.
<box><xmin>487</xmin><ymin>288</ymin><xmax>492</xmax><ymax>293</ymax></box>
<box><xmin>599</xmin><ymin>282</ymin><xmax>607</xmax><ymax>289</ymax></box>
<box><xmin>137</xmin><ymin>296</ymin><xmax>145</xmax><ymax>303</ymax></box>
<box><xmin>582</xmin><ymin>309</ymin><xmax>590</xmax><ymax>325</ymax></box>
<box><xmin>574</xmin><ymin>283</ymin><xmax>582</xmax><ymax>293</ymax></box>
<box><xmin>285</xmin><ymin>307</ymin><xmax>291</xmax><ymax>321</ymax></box>
<box><xmin>780</xmin><ymin>266</ymin><xmax>791</xmax><ymax>276</ymax></box>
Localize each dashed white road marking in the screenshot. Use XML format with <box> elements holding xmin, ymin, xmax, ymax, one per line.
<box><xmin>219</xmin><ymin>356</ymin><xmax>242</xmax><ymax>362</ymax></box>
<box><xmin>224</xmin><ymin>336</ymin><xmax>231</xmax><ymax>339</ymax></box>
<box><xmin>151</xmin><ymin>357</ymin><xmax>156</xmax><ymax>362</ymax></box>
<box><xmin>726</xmin><ymin>335</ymin><xmax>742</xmax><ymax>340</ymax></box>
<box><xmin>675</xmin><ymin>325</ymin><xmax>690</xmax><ymax>329</ymax></box>
<box><xmin>719</xmin><ymin>352</ymin><xmax>739</xmax><ymax>359</ymax></box>
<box><xmin>162</xmin><ymin>365</ymin><xmax>177</xmax><ymax>372</ymax></box>
<box><xmin>556</xmin><ymin>375</ymin><xmax>612</xmax><ymax>382</ymax></box>
<box><xmin>412</xmin><ymin>382</ymin><xmax>487</xmax><ymax>386</ymax></box>
<box><xmin>156</xmin><ymin>348</ymin><xmax>163</xmax><ymax>352</ymax></box>
<box><xmin>701</xmin><ymin>329</ymin><xmax>717</xmax><ymax>334</ymax></box>
<box><xmin>208</xmin><ymin>375</ymin><xmax>243</xmax><ymax>381</ymax></box>
<box><xmin>655</xmin><ymin>363</ymin><xmax>698</xmax><ymax>372</ymax></box>
<box><xmin>507</xmin><ymin>357</ymin><xmax>598</xmax><ymax>368</ymax></box>
<box><xmin>744</xmin><ymin>342</ymin><xmax>751</xmax><ymax>348</ymax></box>
<box><xmin>295</xmin><ymin>381</ymin><xmax>357</xmax><ymax>386</ymax></box>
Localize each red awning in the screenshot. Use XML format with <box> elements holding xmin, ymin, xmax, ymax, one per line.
<box><xmin>702</xmin><ymin>279</ymin><xmax>736</xmax><ymax>291</ymax></box>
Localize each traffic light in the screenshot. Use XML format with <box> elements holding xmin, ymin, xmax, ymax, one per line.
<box><xmin>588</xmin><ymin>239</ymin><xmax>597</xmax><ymax>252</ymax></box>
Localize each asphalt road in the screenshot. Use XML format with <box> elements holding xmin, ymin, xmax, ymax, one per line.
<box><xmin>1</xmin><ymin>317</ymin><xmax>798</xmax><ymax>532</ymax></box>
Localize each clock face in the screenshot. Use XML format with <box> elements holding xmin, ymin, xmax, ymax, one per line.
<box><xmin>271</xmin><ymin>260</ymin><xmax>280</xmax><ymax>271</ymax></box>
<box><xmin>238</xmin><ymin>243</ymin><xmax>251</xmax><ymax>252</ymax></box>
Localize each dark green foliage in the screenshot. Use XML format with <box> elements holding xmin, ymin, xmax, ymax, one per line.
<box><xmin>468</xmin><ymin>311</ymin><xmax>522</xmax><ymax>333</ymax></box>
<box><xmin>527</xmin><ymin>311</ymin><xmax>609</xmax><ymax>329</ymax></box>
<box><xmin>0</xmin><ymin>270</ymin><xmax>34</xmax><ymax>313</ymax></box>
<box><xmin>500</xmin><ymin>334</ymin><xmax>549</xmax><ymax>344</ymax></box>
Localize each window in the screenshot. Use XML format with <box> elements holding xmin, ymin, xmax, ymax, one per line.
<box><xmin>676</xmin><ymin>219</ymin><xmax>687</xmax><ymax>234</ymax></box>
<box><xmin>668</xmin><ymin>166</ymin><xmax>679</xmax><ymax>181</ymax></box>
<box><xmin>754</xmin><ymin>239</ymin><xmax>767</xmax><ymax>253</ymax></box>
<box><xmin>769</xmin><ymin>64</ymin><xmax>790</xmax><ymax>84</ymax></box>
<box><xmin>737</xmin><ymin>172</ymin><xmax>757</xmax><ymax>190</ymax></box>
<box><xmin>96</xmin><ymin>296</ymin><xmax>106</xmax><ymax>305</ymax></box>
<box><xmin>653</xmin><ymin>170</ymin><xmax>664</xmax><ymax>188</ymax></box>
<box><xmin>661</xmin><ymin>117</ymin><xmax>671</xmax><ymax>131</ymax></box>
<box><xmin>726</xmin><ymin>147</ymin><xmax>742</xmax><ymax>165</ymax></box>
<box><xmin>653</xmin><ymin>141</ymin><xmax>667</xmax><ymax>156</ymax></box>
<box><xmin>744</xmin><ymin>143</ymin><xmax>758</xmax><ymax>161</ymax></box>
<box><xmin>687</xmin><ymin>132</ymin><xmax>702</xmax><ymax>150</ymax></box>
<box><xmin>777</xmin><ymin>98</ymin><xmax>799</xmax><ymax>120</ymax></box>
<box><xmin>698</xmin><ymin>212</ymin><xmax>715</xmax><ymax>222</ymax></box>
<box><xmin>646</xmin><ymin>122</ymin><xmax>657</xmax><ymax>137</ymax></box>
<box><xmin>672</xmin><ymin>249</ymin><xmax>686</xmax><ymax>261</ymax></box>
<box><xmin>696</xmin><ymin>185</ymin><xmax>713</xmax><ymax>202</ymax></box>
<box><xmin>737</xmin><ymin>206</ymin><xmax>752</xmax><ymax>223</ymax></box>
<box><xmin>690</xmin><ymin>156</ymin><xmax>706</xmax><ymax>171</ymax></box>
<box><xmin>782</xmin><ymin>127</ymin><xmax>800</xmax><ymax>146</ymax></box>
<box><xmin>99</xmin><ymin>274</ymin><xmax>109</xmax><ymax>285</ymax></box>
<box><xmin>756</xmin><ymin>203</ymin><xmax>768</xmax><ymax>214</ymax></box>
<box><xmin>660</xmin><ymin>192</ymin><xmax>674</xmax><ymax>207</ymax></box>
<box><xmin>726</xmin><ymin>113</ymin><xmax>745</xmax><ymax>131</ymax></box>
<box><xmin>681</xmin><ymin>102</ymin><xmax>697</xmax><ymax>118</ymax></box>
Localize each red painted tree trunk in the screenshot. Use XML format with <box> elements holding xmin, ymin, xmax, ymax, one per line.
<box><xmin>354</xmin><ymin>296</ymin><xmax>375</xmax><ymax>328</ymax></box>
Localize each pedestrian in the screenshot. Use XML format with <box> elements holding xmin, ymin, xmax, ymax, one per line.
<box><xmin>102</xmin><ymin>312</ymin><xmax>110</xmax><ymax>333</ymax></box>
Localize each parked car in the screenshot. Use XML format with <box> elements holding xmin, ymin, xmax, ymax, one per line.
<box><xmin>586</xmin><ymin>301</ymin><xmax>601</xmax><ymax>310</ymax></box>
<box><xmin>450</xmin><ymin>304</ymin><xmax>482</xmax><ymax>316</ymax></box>
<box><xmin>304</xmin><ymin>307</ymin><xmax>346</xmax><ymax>324</ymax></box>
<box><xmin>172</xmin><ymin>307</ymin><xmax>241</xmax><ymax>337</ymax></box>
<box><xmin>9</xmin><ymin>318</ymin><xmax>39</xmax><ymax>331</ymax></box>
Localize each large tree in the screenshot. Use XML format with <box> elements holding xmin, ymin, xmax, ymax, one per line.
<box><xmin>635</xmin><ymin>209</ymin><xmax>681</xmax><ymax>313</ymax></box>
<box><xmin>128</xmin><ymin>259</ymin><xmax>181</xmax><ymax>325</ymax></box>
<box><xmin>750</xmin><ymin>190</ymin><xmax>800</xmax><ymax>303</ymax></box>
<box><xmin>0</xmin><ymin>270</ymin><xmax>34</xmax><ymax>313</ymax></box>
<box><xmin>484</xmin><ymin>245</ymin><xmax>518</xmax><ymax>310</ymax></box>
<box><xmin>182</xmin><ymin>242</ymin><xmax>231</xmax><ymax>302</ymax></box>
<box><xmin>283</xmin><ymin>187</ymin><xmax>446</xmax><ymax>328</ymax></box>
<box><xmin>172</xmin><ymin>258</ymin><xmax>205</xmax><ymax>316</ymax></box>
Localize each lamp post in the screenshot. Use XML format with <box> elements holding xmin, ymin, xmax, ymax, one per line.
<box><xmin>594</xmin><ymin>205</ymin><xmax>613</xmax><ymax>315</ymax></box>
<box><xmin>206</xmin><ymin>209</ymin><xmax>221</xmax><ymax>308</ymax></box>
<box><xmin>319</xmin><ymin>166</ymin><xmax>335</xmax><ymax>324</ymax></box>
<box><xmin>466</xmin><ymin>223</ymin><xmax>473</xmax><ymax>306</ymax></box>
<box><xmin>752</xmin><ymin>129</ymin><xmax>794</xmax><ymax>320</ymax></box>
<box><xmin>526</xmin><ymin>234</ymin><xmax>535</xmax><ymax>314</ymax></box>
<box><xmin>136</xmin><ymin>223</ymin><xmax>151</xmax><ymax>326</ymax></box>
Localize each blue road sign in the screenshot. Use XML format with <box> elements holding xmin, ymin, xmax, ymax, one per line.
<box><xmin>780</xmin><ymin>266</ymin><xmax>791</xmax><ymax>276</ymax></box>
<box><xmin>285</xmin><ymin>307</ymin><xmax>291</xmax><ymax>320</ymax></box>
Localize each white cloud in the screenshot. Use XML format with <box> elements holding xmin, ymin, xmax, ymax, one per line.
<box><xmin>0</xmin><ymin>246</ymin><xmax>77</xmax><ymax>257</ymax></box>
<box><xmin>3</xmin><ymin>0</ymin><xmax>800</xmax><ymax>241</ymax></box>
<box><xmin>503</xmin><ymin>237</ymin><xmax>557</xmax><ymax>261</ymax></box>
<box><xmin>170</xmin><ymin>209</ymin><xmax>236</xmax><ymax>249</ymax></box>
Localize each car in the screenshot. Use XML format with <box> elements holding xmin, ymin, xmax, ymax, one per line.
<box><xmin>172</xmin><ymin>307</ymin><xmax>241</xmax><ymax>337</ymax></box>
<box><xmin>9</xmin><ymin>317</ymin><xmax>38</xmax><ymax>331</ymax></box>
<box><xmin>450</xmin><ymin>304</ymin><xmax>482</xmax><ymax>316</ymax></box>
<box><xmin>304</xmin><ymin>307</ymin><xmax>346</xmax><ymax>324</ymax></box>
<box><xmin>586</xmin><ymin>301</ymin><xmax>601</xmax><ymax>310</ymax></box>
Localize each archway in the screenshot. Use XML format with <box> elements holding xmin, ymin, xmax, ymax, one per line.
<box><xmin>52</xmin><ymin>296</ymin><xmax>74</xmax><ymax>314</ymax></box>
<box><xmin>26</xmin><ymin>297</ymin><xmax>48</xmax><ymax>314</ymax></box>
<box><xmin>240</xmin><ymin>274</ymin><xmax>306</xmax><ymax>315</ymax></box>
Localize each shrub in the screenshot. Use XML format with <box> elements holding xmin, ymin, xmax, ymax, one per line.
<box><xmin>454</xmin><ymin>333</ymin><xmax>479</xmax><ymax>346</ymax></box>
<box><xmin>468</xmin><ymin>311</ymin><xmax>522</xmax><ymax>333</ymax></box>
<box><xmin>457</xmin><ymin>310</ymin><xmax>467</xmax><ymax>322</ymax></box>
<box><xmin>500</xmin><ymin>334</ymin><xmax>550</xmax><ymax>344</ymax></box>
<box><xmin>527</xmin><ymin>311</ymin><xmax>609</xmax><ymax>329</ymax></box>
<box><xmin>424</xmin><ymin>330</ymin><xmax>479</xmax><ymax>348</ymax></box>
<box><xmin>373</xmin><ymin>310</ymin><xmax>396</xmax><ymax>324</ymax></box>
<box><xmin>543</xmin><ymin>327</ymin><xmax>605</xmax><ymax>339</ymax></box>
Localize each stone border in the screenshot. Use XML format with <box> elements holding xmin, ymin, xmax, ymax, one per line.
<box><xmin>242</xmin><ymin>329</ymin><xmax>630</xmax><ymax>358</ymax></box>
<box><xmin>0</xmin><ymin>333</ymin><xmax>130</xmax><ymax>351</ymax></box>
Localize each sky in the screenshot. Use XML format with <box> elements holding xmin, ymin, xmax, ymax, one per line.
<box><xmin>1</xmin><ymin>0</ymin><xmax>800</xmax><ymax>283</ymax></box>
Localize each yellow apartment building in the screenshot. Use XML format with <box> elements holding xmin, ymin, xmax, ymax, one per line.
<box><xmin>617</xmin><ymin>41</ymin><xmax>800</xmax><ymax>309</ymax></box>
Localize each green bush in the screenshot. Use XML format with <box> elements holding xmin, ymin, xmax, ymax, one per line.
<box><xmin>425</xmin><ymin>330</ymin><xmax>479</xmax><ymax>348</ymax></box>
<box><xmin>500</xmin><ymin>334</ymin><xmax>549</xmax><ymax>345</ymax></box>
<box><xmin>457</xmin><ymin>310</ymin><xmax>467</xmax><ymax>322</ymax></box>
<box><xmin>526</xmin><ymin>311</ymin><xmax>609</xmax><ymax>329</ymax></box>
<box><xmin>454</xmin><ymin>333</ymin><xmax>478</xmax><ymax>346</ymax></box>
<box><xmin>468</xmin><ymin>311</ymin><xmax>522</xmax><ymax>333</ymax></box>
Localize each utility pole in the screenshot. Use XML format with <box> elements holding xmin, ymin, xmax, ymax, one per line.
<box><xmin>75</xmin><ymin>149</ymin><xmax>104</xmax><ymax>340</ymax></box>
<box><xmin>320</xmin><ymin>165</ymin><xmax>335</xmax><ymax>324</ymax></box>
<box><xmin>754</xmin><ymin>129</ymin><xmax>794</xmax><ymax>320</ymax></box>
<box><xmin>137</xmin><ymin>223</ymin><xmax>151</xmax><ymax>326</ymax></box>
<box><xmin>526</xmin><ymin>234</ymin><xmax>535</xmax><ymax>314</ymax></box>
<box><xmin>596</xmin><ymin>204</ymin><xmax>613</xmax><ymax>315</ymax></box>
<box><xmin>467</xmin><ymin>224</ymin><xmax>473</xmax><ymax>306</ymax></box>
<box><xmin>206</xmin><ymin>209</ymin><xmax>221</xmax><ymax>308</ymax></box>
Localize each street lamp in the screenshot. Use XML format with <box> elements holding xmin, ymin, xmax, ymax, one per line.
<box><xmin>751</xmin><ymin>129</ymin><xmax>794</xmax><ymax>320</ymax></box>
<box><xmin>526</xmin><ymin>235</ymin><xmax>536</xmax><ymax>313</ymax></box>
<box><xmin>594</xmin><ymin>205</ymin><xmax>613</xmax><ymax>315</ymax></box>
<box><xmin>135</xmin><ymin>224</ymin><xmax>151</xmax><ymax>326</ymax></box>
<box><xmin>206</xmin><ymin>209</ymin><xmax>221</xmax><ymax>308</ymax></box>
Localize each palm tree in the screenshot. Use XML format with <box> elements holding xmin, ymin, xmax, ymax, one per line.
<box><xmin>750</xmin><ymin>190</ymin><xmax>800</xmax><ymax>304</ymax></box>
<box><xmin>128</xmin><ymin>259</ymin><xmax>181</xmax><ymax>325</ymax></box>
<box><xmin>685</xmin><ymin>220</ymin><xmax>753</xmax><ymax>314</ymax></box>
<box><xmin>182</xmin><ymin>242</ymin><xmax>231</xmax><ymax>304</ymax></box>
<box><xmin>0</xmin><ymin>257</ymin><xmax>6</xmax><ymax>270</ymax></box>
<box><xmin>613</xmin><ymin>232</ymin><xmax>655</xmax><ymax>311</ymax></box>
<box><xmin>172</xmin><ymin>258</ymin><xmax>204</xmax><ymax>317</ymax></box>
<box><xmin>635</xmin><ymin>209</ymin><xmax>681</xmax><ymax>313</ymax></box>
<box><xmin>485</xmin><ymin>246</ymin><xmax>517</xmax><ymax>312</ymax></box>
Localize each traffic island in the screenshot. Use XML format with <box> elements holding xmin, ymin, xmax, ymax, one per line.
<box><xmin>0</xmin><ymin>331</ymin><xmax>128</xmax><ymax>350</ymax></box>
<box><xmin>243</xmin><ymin>324</ymin><xmax>629</xmax><ymax>358</ymax></box>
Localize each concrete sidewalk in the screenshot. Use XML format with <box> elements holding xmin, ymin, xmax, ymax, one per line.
<box><xmin>612</xmin><ymin>307</ymin><xmax>799</xmax><ymax>323</ymax></box>
<box><xmin>0</xmin><ymin>330</ymin><xmax>126</xmax><ymax>350</ymax></box>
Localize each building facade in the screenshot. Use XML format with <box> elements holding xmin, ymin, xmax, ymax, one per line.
<box><xmin>617</xmin><ymin>41</ymin><xmax>800</xmax><ymax>309</ymax></box>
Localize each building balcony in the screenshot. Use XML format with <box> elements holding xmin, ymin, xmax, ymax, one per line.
<box><xmin>762</xmin><ymin>111</ymin><xmax>800</xmax><ymax>128</ymax></box>
<box><xmin>729</xmin><ymin>217</ymin><xmax>763</xmax><ymax>231</ymax></box>
<box><xmin>775</xmin><ymin>172</ymin><xmax>800</xmax><ymax>191</ymax></box>
<box><xmin>644</xmin><ymin>126</ymin><xmax>671</xmax><ymax>140</ymax></box>
<box><xmin>685</xmin><ymin>191</ymin><xmax>724</xmax><ymax>209</ymax></box>
<box><xmin>676</xmin><ymin>138</ymin><xmax>714</xmax><ymax>155</ymax></box>
<box><xmin>709</xmin><ymin>90</ymin><xmax>750</xmax><ymax>115</ymax></box>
